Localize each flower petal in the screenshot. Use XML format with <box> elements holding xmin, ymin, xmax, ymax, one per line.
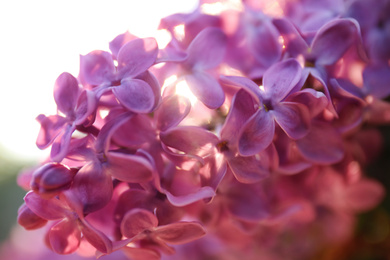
<box><xmin>154</xmin><ymin>221</ymin><xmax>206</xmax><ymax>245</ymax></box>
<box><xmin>345</xmin><ymin>179</ymin><xmax>385</xmax><ymax>213</ymax></box>
<box><xmin>80</xmin><ymin>50</ymin><xmax>115</xmax><ymax>85</ymax></box>
<box><xmin>311</xmin><ymin>18</ymin><xmax>360</xmax><ymax>66</ymax></box>
<box><xmin>104</xmin><ymin>151</ymin><xmax>155</xmax><ymax>183</ymax></box>
<box><xmin>363</xmin><ymin>63</ymin><xmax>390</xmax><ymax>99</ymax></box>
<box><xmin>248</xmin><ymin>18</ymin><xmax>282</xmax><ymax>68</ymax></box>
<box><xmin>95</xmin><ymin>111</ymin><xmax>133</xmax><ymax>154</ymax></box>
<box><xmin>109</xmin><ymin>31</ymin><xmax>138</xmax><ymax>59</ymax></box>
<box><xmin>238</xmin><ymin>109</ymin><xmax>275</xmax><ymax>156</ymax></box>
<box><xmin>160</xmin><ymin>126</ymin><xmax>219</xmax><ymax>157</ymax></box>
<box><xmin>296</xmin><ymin>121</ymin><xmax>344</xmax><ymax>164</ymax></box>
<box><xmin>113</xmin><ymin>79</ymin><xmax>155</xmax><ymax>113</ymax></box>
<box><xmin>262</xmin><ymin>58</ymin><xmax>303</xmax><ymax>101</ymax></box>
<box><xmin>287</xmin><ymin>89</ymin><xmax>328</xmax><ymax>118</ymax></box>
<box><xmin>64</xmin><ymin>161</ymin><xmax>113</xmax><ymax>215</ymax></box>
<box><xmin>49</xmin><ymin>219</ymin><xmax>81</xmax><ymax>254</ymax></box>
<box><xmin>74</xmin><ymin>89</ymin><xmax>97</xmax><ymax>126</ymax></box>
<box><xmin>111</xmin><ymin>114</ymin><xmax>155</xmax><ymax>149</ymax></box>
<box><xmin>273</xmin><ymin>102</ymin><xmax>310</xmax><ymax>140</ymax></box>
<box><xmin>121</xmin><ymin>247</ymin><xmax>161</xmax><ymax>260</ymax></box>
<box><xmin>50</xmin><ymin>124</ymin><xmax>76</xmax><ymax>162</ymax></box>
<box><xmin>79</xmin><ymin>218</ymin><xmax>113</xmax><ymax>254</ymax></box>
<box><xmin>155</xmin><ymin>95</ymin><xmax>191</xmax><ymax>132</ymax></box>
<box><xmin>53</xmin><ymin>72</ymin><xmax>80</xmax><ymax>116</ymax></box>
<box><xmin>272</xmin><ymin>18</ymin><xmax>309</xmax><ymax>57</ymax></box>
<box><xmin>185</xmin><ymin>27</ymin><xmax>227</xmax><ymax>70</ymax></box>
<box><xmin>117</xmin><ymin>38</ymin><xmax>158</xmax><ymax>78</ymax></box>
<box><xmin>228</xmin><ymin>155</ymin><xmax>269</xmax><ymax>183</ymax></box>
<box><xmin>219</xmin><ymin>75</ymin><xmax>262</xmax><ymax>103</ymax></box>
<box><xmin>184</xmin><ymin>71</ymin><xmax>225</xmax><ymax>109</ymax></box>
<box><xmin>121</xmin><ymin>208</ymin><xmax>158</xmax><ymax>238</ymax></box>
<box><xmin>135</xmin><ymin>70</ymin><xmax>162</xmax><ymax>109</ymax></box>
<box><xmin>164</xmin><ymin>186</ymin><xmax>216</xmax><ymax>207</ymax></box>
<box><xmin>225</xmin><ymin>181</ymin><xmax>270</xmax><ymax>221</ymax></box>
<box><xmin>221</xmin><ymin>89</ymin><xmax>258</xmax><ymax>145</ymax></box>
<box><xmin>35</xmin><ymin>114</ymin><xmax>68</xmax><ymax>149</ymax></box>
<box><xmin>24</xmin><ymin>191</ymin><xmax>68</xmax><ymax>220</ymax></box>
<box><xmin>17</xmin><ymin>203</ymin><xmax>48</xmax><ymax>230</ymax></box>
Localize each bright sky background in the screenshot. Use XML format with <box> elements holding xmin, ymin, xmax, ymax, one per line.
<box><xmin>0</xmin><ymin>0</ymin><xmax>198</xmax><ymax>162</ymax></box>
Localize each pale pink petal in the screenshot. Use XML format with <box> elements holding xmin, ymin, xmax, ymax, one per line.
<box><xmin>49</xmin><ymin>219</ymin><xmax>81</xmax><ymax>254</ymax></box>
<box><xmin>104</xmin><ymin>151</ymin><xmax>154</xmax><ymax>183</ymax></box>
<box><xmin>117</xmin><ymin>38</ymin><xmax>158</xmax><ymax>78</ymax></box>
<box><xmin>121</xmin><ymin>208</ymin><xmax>158</xmax><ymax>238</ymax></box>
<box><xmin>154</xmin><ymin>222</ymin><xmax>206</xmax><ymax>244</ymax></box>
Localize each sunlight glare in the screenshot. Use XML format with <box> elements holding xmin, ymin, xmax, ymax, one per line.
<box><xmin>175</xmin><ymin>80</ymin><xmax>198</xmax><ymax>105</ymax></box>
<box><xmin>173</xmin><ymin>24</ymin><xmax>186</xmax><ymax>42</ymax></box>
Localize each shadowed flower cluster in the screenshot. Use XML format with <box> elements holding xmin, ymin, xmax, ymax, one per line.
<box><xmin>16</xmin><ymin>0</ymin><xmax>390</xmax><ymax>259</ymax></box>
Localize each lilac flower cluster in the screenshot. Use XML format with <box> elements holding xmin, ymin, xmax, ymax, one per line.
<box><xmin>17</xmin><ymin>0</ymin><xmax>390</xmax><ymax>259</ymax></box>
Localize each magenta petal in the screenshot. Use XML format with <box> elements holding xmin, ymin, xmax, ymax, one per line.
<box><xmin>154</xmin><ymin>222</ymin><xmax>206</xmax><ymax>245</ymax></box>
<box><xmin>262</xmin><ymin>58</ymin><xmax>303</xmax><ymax>101</ymax></box>
<box><xmin>287</xmin><ymin>89</ymin><xmax>328</xmax><ymax>118</ymax></box>
<box><xmin>54</xmin><ymin>72</ymin><xmax>79</xmax><ymax>116</ymax></box>
<box><xmin>49</xmin><ymin>219</ymin><xmax>81</xmax><ymax>254</ymax></box>
<box><xmin>74</xmin><ymin>90</ymin><xmax>97</xmax><ymax>126</ymax></box>
<box><xmin>363</xmin><ymin>63</ymin><xmax>390</xmax><ymax>99</ymax></box>
<box><xmin>248</xmin><ymin>18</ymin><xmax>282</xmax><ymax>68</ymax></box>
<box><xmin>117</xmin><ymin>37</ymin><xmax>158</xmax><ymax>78</ymax></box>
<box><xmin>111</xmin><ymin>114</ymin><xmax>155</xmax><ymax>149</ymax></box>
<box><xmin>50</xmin><ymin>124</ymin><xmax>76</xmax><ymax>162</ymax></box>
<box><xmin>79</xmin><ymin>219</ymin><xmax>113</xmax><ymax>254</ymax></box>
<box><xmin>160</xmin><ymin>126</ymin><xmax>219</xmax><ymax>157</ymax></box>
<box><xmin>113</xmin><ymin>79</ymin><xmax>155</xmax><ymax>113</ymax></box>
<box><xmin>345</xmin><ymin>179</ymin><xmax>385</xmax><ymax>212</ymax></box>
<box><xmin>273</xmin><ymin>102</ymin><xmax>310</xmax><ymax>140</ymax></box>
<box><xmin>80</xmin><ymin>50</ymin><xmax>115</xmax><ymax>85</ymax></box>
<box><xmin>157</xmin><ymin>41</ymin><xmax>188</xmax><ymax>63</ymax></box>
<box><xmin>239</xmin><ymin>109</ymin><xmax>275</xmax><ymax>156</ymax></box>
<box><xmin>228</xmin><ymin>155</ymin><xmax>269</xmax><ymax>183</ymax></box>
<box><xmin>135</xmin><ymin>70</ymin><xmax>162</xmax><ymax>109</ymax></box>
<box><xmin>36</xmin><ymin>114</ymin><xmax>68</xmax><ymax>149</ymax></box>
<box><xmin>24</xmin><ymin>191</ymin><xmax>68</xmax><ymax>220</ymax></box>
<box><xmin>122</xmin><ymin>247</ymin><xmax>161</xmax><ymax>260</ymax></box>
<box><xmin>17</xmin><ymin>203</ymin><xmax>48</xmax><ymax>230</ymax></box>
<box><xmin>185</xmin><ymin>27</ymin><xmax>227</xmax><ymax>70</ymax></box>
<box><xmin>226</xmin><ymin>182</ymin><xmax>269</xmax><ymax>221</ymax></box>
<box><xmin>219</xmin><ymin>75</ymin><xmax>262</xmax><ymax>103</ymax></box>
<box><xmin>272</xmin><ymin>18</ymin><xmax>309</xmax><ymax>57</ymax></box>
<box><xmin>31</xmin><ymin>163</ymin><xmax>76</xmax><ymax>199</ymax></box>
<box><xmin>311</xmin><ymin>18</ymin><xmax>360</xmax><ymax>65</ymax></box>
<box><xmin>109</xmin><ymin>31</ymin><xmax>138</xmax><ymax>59</ymax></box>
<box><xmin>104</xmin><ymin>151</ymin><xmax>154</xmax><ymax>183</ymax></box>
<box><xmin>296</xmin><ymin>121</ymin><xmax>344</xmax><ymax>164</ymax></box>
<box><xmin>65</xmin><ymin>161</ymin><xmax>113</xmax><ymax>214</ymax></box>
<box><xmin>95</xmin><ymin>112</ymin><xmax>133</xmax><ymax>154</ymax></box>
<box><xmin>155</xmin><ymin>95</ymin><xmax>191</xmax><ymax>132</ymax></box>
<box><xmin>120</xmin><ymin>208</ymin><xmax>158</xmax><ymax>238</ymax></box>
<box><xmin>164</xmin><ymin>186</ymin><xmax>216</xmax><ymax>207</ymax></box>
<box><xmin>184</xmin><ymin>71</ymin><xmax>225</xmax><ymax>109</ymax></box>
<box><xmin>221</xmin><ymin>89</ymin><xmax>257</xmax><ymax>144</ymax></box>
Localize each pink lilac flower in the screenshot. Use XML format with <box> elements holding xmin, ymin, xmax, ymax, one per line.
<box><xmin>14</xmin><ymin>1</ymin><xmax>390</xmax><ymax>260</ymax></box>
<box><xmin>221</xmin><ymin>58</ymin><xmax>310</xmax><ymax>156</ymax></box>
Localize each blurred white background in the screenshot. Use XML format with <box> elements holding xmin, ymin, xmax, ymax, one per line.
<box><xmin>0</xmin><ymin>0</ymin><xmax>198</xmax><ymax>161</ymax></box>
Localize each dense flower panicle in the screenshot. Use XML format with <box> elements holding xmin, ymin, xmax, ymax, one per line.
<box><xmin>15</xmin><ymin>0</ymin><xmax>390</xmax><ymax>260</ymax></box>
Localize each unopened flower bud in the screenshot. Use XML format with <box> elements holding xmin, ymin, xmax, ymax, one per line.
<box><xmin>30</xmin><ymin>163</ymin><xmax>77</xmax><ymax>199</ymax></box>
<box><xmin>17</xmin><ymin>203</ymin><xmax>47</xmax><ymax>230</ymax></box>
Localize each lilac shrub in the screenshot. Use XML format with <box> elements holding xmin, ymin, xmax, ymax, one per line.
<box><xmin>15</xmin><ymin>0</ymin><xmax>390</xmax><ymax>259</ymax></box>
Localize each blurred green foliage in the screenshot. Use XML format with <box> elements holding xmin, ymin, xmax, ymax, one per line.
<box><xmin>0</xmin><ymin>146</ymin><xmax>33</xmax><ymax>243</ymax></box>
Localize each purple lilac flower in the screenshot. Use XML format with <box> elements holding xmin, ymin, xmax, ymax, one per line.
<box><xmin>221</xmin><ymin>58</ymin><xmax>310</xmax><ymax>156</ymax></box>
<box><xmin>13</xmin><ymin>1</ymin><xmax>390</xmax><ymax>260</ymax></box>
